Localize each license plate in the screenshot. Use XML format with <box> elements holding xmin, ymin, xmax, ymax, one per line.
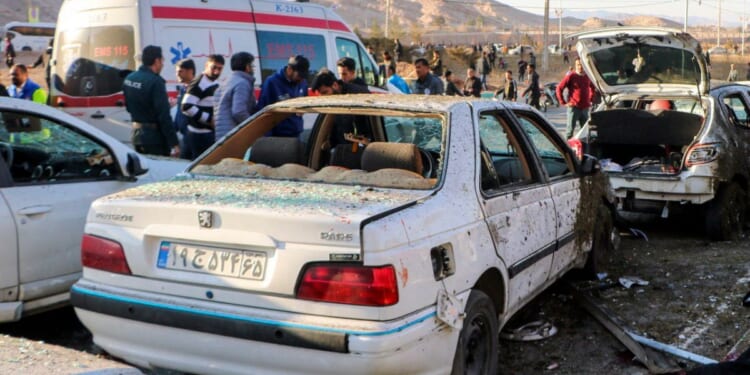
<box><xmin>157</xmin><ymin>241</ymin><xmax>267</xmax><ymax>280</ymax></box>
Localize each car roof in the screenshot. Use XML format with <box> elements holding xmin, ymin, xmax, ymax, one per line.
<box><xmin>266</xmin><ymin>94</ymin><xmax>515</xmax><ymax>113</ymax></box>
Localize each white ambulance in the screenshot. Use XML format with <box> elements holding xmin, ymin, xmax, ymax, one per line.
<box><xmin>50</xmin><ymin>0</ymin><xmax>381</xmax><ymax>144</ymax></box>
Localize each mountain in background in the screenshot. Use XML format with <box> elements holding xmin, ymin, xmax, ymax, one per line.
<box><xmin>0</xmin><ymin>0</ymin><xmax>712</xmax><ymax>40</ymax></box>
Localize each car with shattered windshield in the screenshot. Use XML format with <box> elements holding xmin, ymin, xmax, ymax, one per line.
<box><xmin>0</xmin><ymin>97</ymin><xmax>186</xmax><ymax>322</ymax></box>
<box><xmin>71</xmin><ymin>95</ymin><xmax>614</xmax><ymax>374</ymax></box>
<box><xmin>568</xmin><ymin>27</ymin><xmax>749</xmax><ymax>240</ymax></box>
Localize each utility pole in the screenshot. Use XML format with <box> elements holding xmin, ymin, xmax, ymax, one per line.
<box><xmin>385</xmin><ymin>0</ymin><xmax>391</xmax><ymax>38</ymax></box>
<box><xmin>684</xmin><ymin>0</ymin><xmax>688</xmax><ymax>32</ymax></box>
<box><xmin>543</xmin><ymin>0</ymin><xmax>550</xmax><ymax>72</ymax></box>
<box><xmin>555</xmin><ymin>7</ymin><xmax>563</xmax><ymax>49</ymax></box>
<box><xmin>717</xmin><ymin>0</ymin><xmax>721</xmax><ymax>46</ymax></box>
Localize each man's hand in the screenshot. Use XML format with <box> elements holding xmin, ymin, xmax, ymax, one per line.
<box><xmin>170</xmin><ymin>145</ymin><xmax>181</xmax><ymax>157</ymax></box>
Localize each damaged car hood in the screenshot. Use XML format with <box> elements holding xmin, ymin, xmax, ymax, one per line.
<box><xmin>572</xmin><ymin>27</ymin><xmax>709</xmax><ymax>96</ymax></box>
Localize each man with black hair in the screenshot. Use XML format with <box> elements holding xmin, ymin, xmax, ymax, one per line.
<box><xmin>412</xmin><ymin>58</ymin><xmax>444</xmax><ymax>95</ymax></box>
<box><xmin>181</xmin><ymin>54</ymin><xmax>224</xmax><ymax>159</ymax></box>
<box><xmin>443</xmin><ymin>70</ymin><xmax>463</xmax><ymax>96</ymax></box>
<box><xmin>215</xmin><ymin>51</ymin><xmax>256</xmax><ymax>140</ymax></box>
<box><xmin>172</xmin><ymin>58</ymin><xmax>195</xmax><ymax>159</ymax></box>
<box><xmin>463</xmin><ymin>68</ymin><xmax>482</xmax><ymax>97</ymax></box>
<box><xmin>336</xmin><ymin>57</ymin><xmax>367</xmax><ymax>87</ymax></box>
<box><xmin>122</xmin><ymin>45</ymin><xmax>179</xmax><ymax>156</ymax></box>
<box><xmin>522</xmin><ymin>63</ymin><xmax>541</xmax><ymax>110</ymax></box>
<box><xmin>256</xmin><ymin>55</ymin><xmax>310</xmax><ymax>137</ymax></box>
<box><xmin>311</xmin><ymin>70</ymin><xmax>371</xmax><ymax>150</ymax></box>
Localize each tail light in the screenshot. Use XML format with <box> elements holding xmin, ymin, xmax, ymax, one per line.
<box><xmin>296</xmin><ymin>264</ymin><xmax>398</xmax><ymax>306</ymax></box>
<box><xmin>685</xmin><ymin>143</ymin><xmax>719</xmax><ymax>167</ymax></box>
<box><xmin>81</xmin><ymin>234</ymin><xmax>132</xmax><ymax>275</ymax></box>
<box><xmin>568</xmin><ymin>138</ymin><xmax>583</xmax><ymax>160</ymax></box>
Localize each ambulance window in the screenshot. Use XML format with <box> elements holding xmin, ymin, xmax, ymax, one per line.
<box><xmin>53</xmin><ymin>26</ymin><xmax>135</xmax><ymax>97</ymax></box>
<box><xmin>335</xmin><ymin>38</ymin><xmax>377</xmax><ymax>86</ymax></box>
<box><xmin>256</xmin><ymin>31</ymin><xmax>326</xmax><ymax>82</ymax></box>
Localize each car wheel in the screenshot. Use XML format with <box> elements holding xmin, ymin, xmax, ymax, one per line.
<box><xmin>451</xmin><ymin>290</ymin><xmax>498</xmax><ymax>375</ymax></box>
<box><xmin>582</xmin><ymin>204</ymin><xmax>614</xmax><ymax>278</ymax></box>
<box><xmin>706</xmin><ymin>182</ymin><xmax>746</xmax><ymax>241</ymax></box>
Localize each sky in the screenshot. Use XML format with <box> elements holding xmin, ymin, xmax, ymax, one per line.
<box><xmin>496</xmin><ymin>0</ymin><xmax>747</xmax><ymax>25</ymax></box>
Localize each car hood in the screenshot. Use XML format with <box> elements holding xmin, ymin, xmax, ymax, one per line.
<box><xmin>573</xmin><ymin>27</ymin><xmax>709</xmax><ymax>96</ymax></box>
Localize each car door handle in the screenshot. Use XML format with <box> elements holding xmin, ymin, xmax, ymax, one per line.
<box><xmin>17</xmin><ymin>205</ymin><xmax>53</xmax><ymax>216</ymax></box>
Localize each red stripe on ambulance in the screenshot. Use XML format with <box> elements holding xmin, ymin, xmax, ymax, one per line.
<box><xmin>151</xmin><ymin>6</ymin><xmax>350</xmax><ymax>32</ymax></box>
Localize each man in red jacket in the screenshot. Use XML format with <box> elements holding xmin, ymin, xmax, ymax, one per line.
<box><xmin>557</xmin><ymin>58</ymin><xmax>596</xmax><ymax>139</ymax></box>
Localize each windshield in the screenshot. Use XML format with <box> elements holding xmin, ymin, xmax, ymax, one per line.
<box><xmin>53</xmin><ymin>26</ymin><xmax>135</xmax><ymax>97</ymax></box>
<box><xmin>589</xmin><ymin>44</ymin><xmax>701</xmax><ymax>86</ymax></box>
<box><xmin>191</xmin><ymin>109</ymin><xmax>446</xmax><ymax>190</ymax></box>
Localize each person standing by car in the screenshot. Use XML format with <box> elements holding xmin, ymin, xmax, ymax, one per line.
<box><xmin>336</xmin><ymin>57</ymin><xmax>367</xmax><ymax>88</ymax></box>
<box><xmin>412</xmin><ymin>58</ymin><xmax>444</xmax><ymax>95</ymax></box>
<box><xmin>122</xmin><ymin>45</ymin><xmax>179</xmax><ymax>157</ymax></box>
<box><xmin>4</xmin><ymin>36</ymin><xmax>15</xmax><ymax>69</ymax></box>
<box><xmin>180</xmin><ymin>54</ymin><xmax>224</xmax><ymax>160</ymax></box>
<box><xmin>215</xmin><ymin>52</ymin><xmax>256</xmax><ymax>141</ymax></box>
<box><xmin>386</xmin><ymin>65</ymin><xmax>411</xmax><ymax>94</ymax></box>
<box><xmin>444</xmin><ymin>70</ymin><xmax>464</xmax><ymax>96</ymax></box>
<box><xmin>256</xmin><ymin>55</ymin><xmax>310</xmax><ymax>137</ymax></box>
<box><xmin>522</xmin><ymin>63</ymin><xmax>541</xmax><ymax>110</ymax></box>
<box><xmin>430</xmin><ymin>50</ymin><xmax>443</xmax><ymax>77</ymax></box>
<box><xmin>746</xmin><ymin>62</ymin><xmax>750</xmax><ymax>80</ymax></box>
<box><xmin>463</xmin><ymin>68</ymin><xmax>482</xmax><ymax>97</ymax></box>
<box><xmin>8</xmin><ymin>64</ymin><xmax>47</xmax><ymax>104</ymax></box>
<box><xmin>728</xmin><ymin>64</ymin><xmax>739</xmax><ymax>82</ymax></box>
<box><xmin>495</xmin><ymin>70</ymin><xmax>517</xmax><ymax>101</ymax></box>
<box><xmin>173</xmin><ymin>58</ymin><xmax>195</xmax><ymax>159</ymax></box>
<box><xmin>556</xmin><ymin>58</ymin><xmax>596</xmax><ymax>139</ymax></box>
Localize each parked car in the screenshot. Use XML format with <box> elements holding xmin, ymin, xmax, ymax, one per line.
<box><xmin>508</xmin><ymin>44</ymin><xmax>535</xmax><ymax>56</ymax></box>
<box><xmin>568</xmin><ymin>27</ymin><xmax>750</xmax><ymax>240</ymax></box>
<box><xmin>0</xmin><ymin>97</ymin><xmax>187</xmax><ymax>322</ymax></box>
<box><xmin>71</xmin><ymin>94</ymin><xmax>615</xmax><ymax>374</ymax></box>
<box><xmin>708</xmin><ymin>46</ymin><xmax>728</xmax><ymax>55</ymax></box>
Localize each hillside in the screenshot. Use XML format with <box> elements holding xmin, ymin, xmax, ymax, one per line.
<box><xmin>2</xmin><ymin>1</ymin><xmax>681</xmax><ymax>34</ymax></box>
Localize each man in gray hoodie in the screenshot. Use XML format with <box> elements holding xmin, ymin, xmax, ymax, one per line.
<box><xmin>215</xmin><ymin>52</ymin><xmax>256</xmax><ymax>140</ymax></box>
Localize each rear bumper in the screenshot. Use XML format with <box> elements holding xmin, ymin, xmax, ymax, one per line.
<box><xmin>71</xmin><ymin>281</ymin><xmax>456</xmax><ymax>375</ymax></box>
<box><xmin>609</xmin><ymin>174</ymin><xmax>716</xmax><ymax>204</ymax></box>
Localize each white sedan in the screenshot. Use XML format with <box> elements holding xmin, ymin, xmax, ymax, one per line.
<box><xmin>0</xmin><ymin>97</ymin><xmax>186</xmax><ymax>322</ymax></box>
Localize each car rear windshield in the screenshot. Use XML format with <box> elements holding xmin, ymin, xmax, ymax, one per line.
<box><xmin>590</xmin><ymin>44</ymin><xmax>701</xmax><ymax>86</ymax></box>
<box><xmin>191</xmin><ymin>109</ymin><xmax>446</xmax><ymax>190</ymax></box>
<box><xmin>53</xmin><ymin>26</ymin><xmax>135</xmax><ymax>97</ymax></box>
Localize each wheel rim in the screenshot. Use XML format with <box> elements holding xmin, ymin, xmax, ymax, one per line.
<box><xmin>462</xmin><ymin>313</ymin><xmax>491</xmax><ymax>374</ymax></box>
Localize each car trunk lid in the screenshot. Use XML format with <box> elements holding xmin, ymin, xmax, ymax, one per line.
<box><xmin>88</xmin><ymin>177</ymin><xmax>430</xmax><ymax>296</ymax></box>
<box><xmin>573</xmin><ymin>27</ymin><xmax>709</xmax><ymax>97</ymax></box>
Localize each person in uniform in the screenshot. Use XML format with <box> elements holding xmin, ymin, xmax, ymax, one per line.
<box><xmin>122</xmin><ymin>45</ymin><xmax>179</xmax><ymax>156</ymax></box>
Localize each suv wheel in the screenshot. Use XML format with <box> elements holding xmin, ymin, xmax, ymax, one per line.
<box><xmin>451</xmin><ymin>290</ymin><xmax>498</xmax><ymax>375</ymax></box>
<box><xmin>706</xmin><ymin>182</ymin><xmax>746</xmax><ymax>241</ymax></box>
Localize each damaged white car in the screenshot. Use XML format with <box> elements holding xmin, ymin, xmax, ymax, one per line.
<box><xmin>71</xmin><ymin>95</ymin><xmax>613</xmax><ymax>374</ymax></box>
<box><xmin>568</xmin><ymin>27</ymin><xmax>746</xmax><ymax>240</ymax></box>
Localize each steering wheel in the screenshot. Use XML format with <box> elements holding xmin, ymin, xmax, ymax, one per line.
<box><xmin>418</xmin><ymin>148</ymin><xmax>436</xmax><ymax>178</ymax></box>
<box><xmin>0</xmin><ymin>142</ymin><xmax>13</xmax><ymax>167</ymax></box>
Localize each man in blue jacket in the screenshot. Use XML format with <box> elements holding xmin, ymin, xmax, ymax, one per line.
<box><xmin>256</xmin><ymin>55</ymin><xmax>309</xmax><ymax>138</ymax></box>
<box><xmin>8</xmin><ymin>64</ymin><xmax>47</xmax><ymax>104</ymax></box>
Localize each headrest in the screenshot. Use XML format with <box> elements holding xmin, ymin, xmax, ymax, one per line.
<box><xmin>248</xmin><ymin>137</ymin><xmax>304</xmax><ymax>167</ymax></box>
<box><xmin>361</xmin><ymin>142</ymin><xmax>423</xmax><ymax>175</ymax></box>
<box><xmin>649</xmin><ymin>100</ymin><xmax>672</xmax><ymax>110</ymax></box>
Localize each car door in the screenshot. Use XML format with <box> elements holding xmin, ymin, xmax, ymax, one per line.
<box><xmin>513</xmin><ymin>110</ymin><xmax>581</xmax><ymax>278</ymax></box>
<box><xmin>477</xmin><ymin>110</ymin><xmax>557</xmax><ymax>308</ymax></box>
<box><xmin>0</xmin><ymin>108</ymin><xmax>127</xmax><ymax>298</ymax></box>
<box><xmin>0</xmin><ymin>155</ymin><xmax>18</xmax><ymax>301</ymax></box>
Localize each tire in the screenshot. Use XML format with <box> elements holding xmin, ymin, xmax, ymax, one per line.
<box><xmin>706</xmin><ymin>182</ymin><xmax>746</xmax><ymax>241</ymax></box>
<box><xmin>451</xmin><ymin>290</ymin><xmax>498</xmax><ymax>375</ymax></box>
<box><xmin>582</xmin><ymin>204</ymin><xmax>614</xmax><ymax>278</ymax></box>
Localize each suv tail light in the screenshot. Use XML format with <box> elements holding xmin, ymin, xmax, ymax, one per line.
<box><xmin>296</xmin><ymin>264</ymin><xmax>398</xmax><ymax>306</ymax></box>
<box><xmin>685</xmin><ymin>143</ymin><xmax>719</xmax><ymax>167</ymax></box>
<box><xmin>568</xmin><ymin>138</ymin><xmax>583</xmax><ymax>160</ymax></box>
<box><xmin>81</xmin><ymin>234</ymin><xmax>132</xmax><ymax>275</ymax></box>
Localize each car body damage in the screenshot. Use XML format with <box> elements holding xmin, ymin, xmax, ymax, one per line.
<box><xmin>72</xmin><ymin>95</ymin><xmax>612</xmax><ymax>374</ymax></box>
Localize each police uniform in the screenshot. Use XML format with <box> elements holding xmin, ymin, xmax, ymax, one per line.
<box><xmin>123</xmin><ymin>65</ymin><xmax>178</xmax><ymax>156</ymax></box>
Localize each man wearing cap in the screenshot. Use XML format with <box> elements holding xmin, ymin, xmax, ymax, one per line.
<box><xmin>256</xmin><ymin>55</ymin><xmax>310</xmax><ymax>138</ymax></box>
<box><xmin>122</xmin><ymin>45</ymin><xmax>179</xmax><ymax>156</ymax></box>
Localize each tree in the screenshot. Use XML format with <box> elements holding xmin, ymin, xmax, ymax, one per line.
<box><xmin>370</xmin><ymin>19</ymin><xmax>384</xmax><ymax>39</ymax></box>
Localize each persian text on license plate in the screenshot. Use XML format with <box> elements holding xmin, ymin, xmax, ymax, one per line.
<box><xmin>157</xmin><ymin>241</ymin><xmax>266</xmax><ymax>280</ymax></box>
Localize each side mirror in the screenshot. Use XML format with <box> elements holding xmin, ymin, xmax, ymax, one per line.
<box><xmin>126</xmin><ymin>152</ymin><xmax>149</xmax><ymax>177</ymax></box>
<box><xmin>580</xmin><ymin>154</ymin><xmax>600</xmax><ymax>175</ymax></box>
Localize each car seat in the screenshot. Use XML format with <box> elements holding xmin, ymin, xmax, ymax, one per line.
<box><xmin>246</xmin><ymin>137</ymin><xmax>304</xmax><ymax>167</ymax></box>
<box><xmin>361</xmin><ymin>142</ymin><xmax>423</xmax><ymax>175</ymax></box>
